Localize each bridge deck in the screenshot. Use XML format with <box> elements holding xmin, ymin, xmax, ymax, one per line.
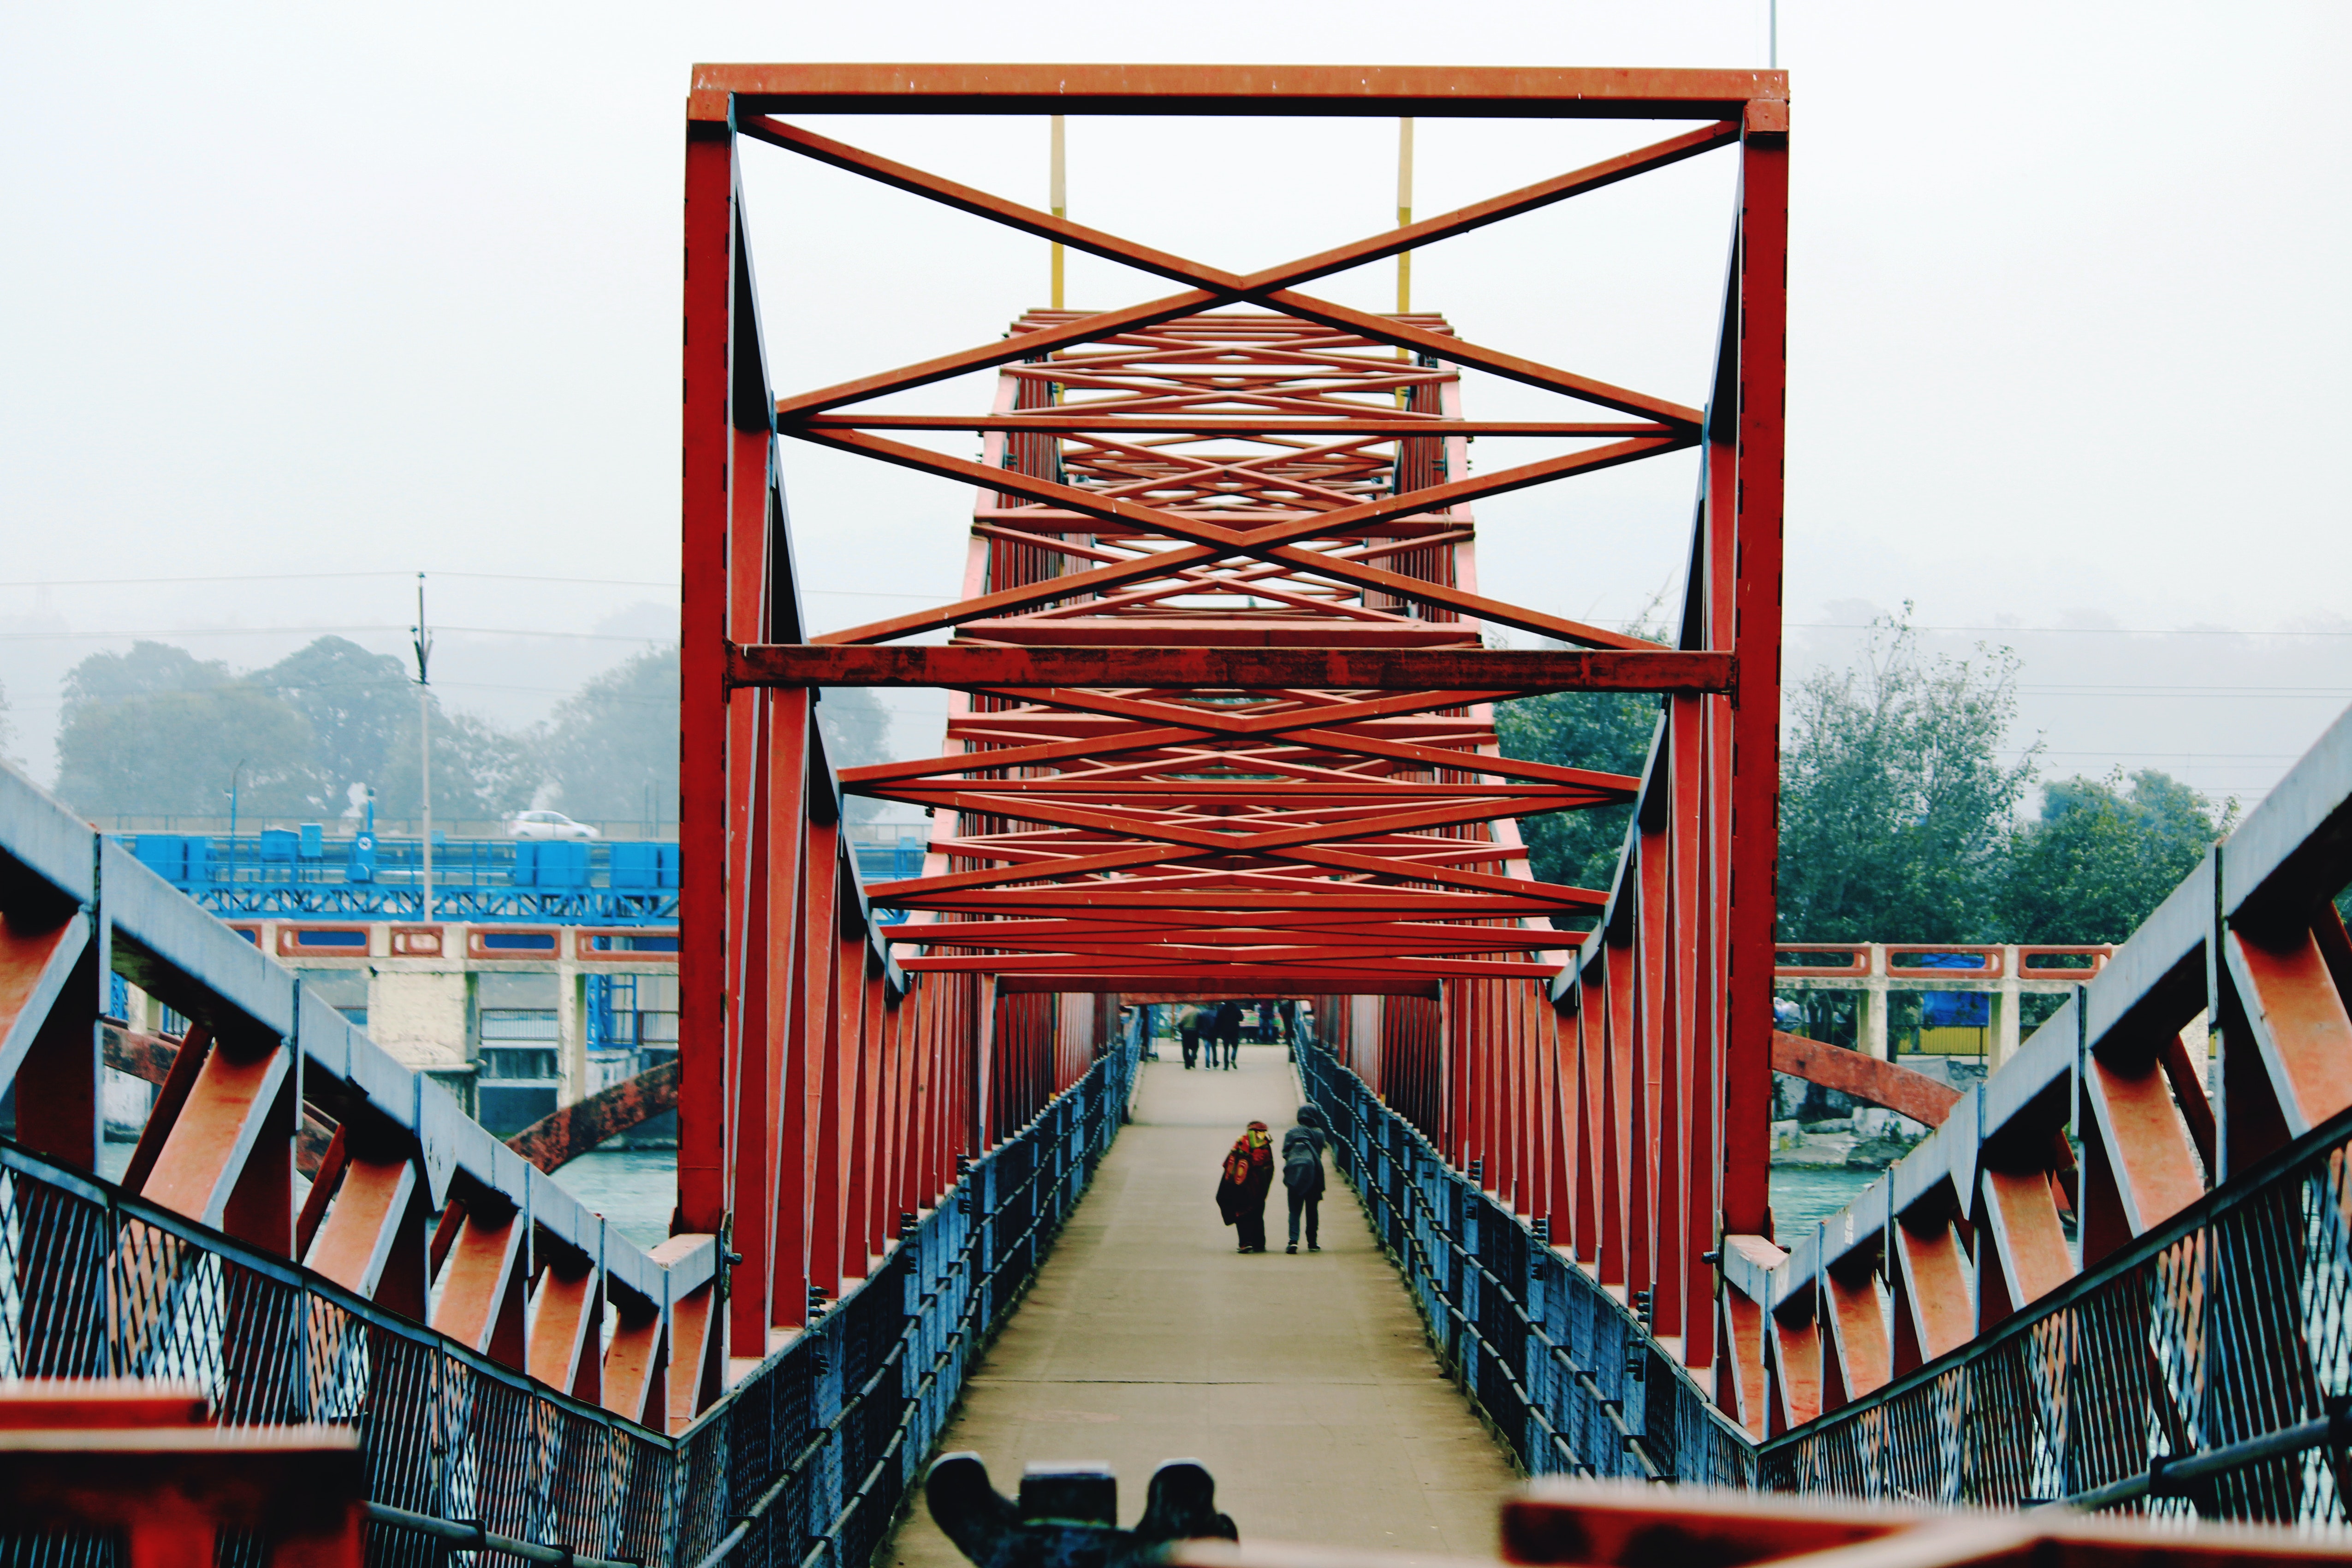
<box><xmin>884</xmin><ymin>1044</ymin><xmax>1515</xmax><ymax>1568</ymax></box>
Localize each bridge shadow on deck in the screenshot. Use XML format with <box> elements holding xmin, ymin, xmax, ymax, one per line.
<box><xmin>883</xmin><ymin>1044</ymin><xmax>1515</xmax><ymax>1568</ymax></box>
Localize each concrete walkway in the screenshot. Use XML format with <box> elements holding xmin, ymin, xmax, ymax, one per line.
<box><xmin>882</xmin><ymin>1044</ymin><xmax>1515</xmax><ymax>1568</ymax></box>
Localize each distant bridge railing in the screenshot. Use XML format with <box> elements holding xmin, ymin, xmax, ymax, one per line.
<box><xmin>1297</xmin><ymin>1042</ymin><xmax>1753</xmax><ymax>1487</ymax></box>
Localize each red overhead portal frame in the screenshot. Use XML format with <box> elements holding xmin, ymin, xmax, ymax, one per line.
<box><xmin>681</xmin><ymin>64</ymin><xmax>1786</xmax><ymax>1389</ymax></box>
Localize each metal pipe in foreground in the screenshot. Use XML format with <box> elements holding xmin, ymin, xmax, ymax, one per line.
<box><xmin>364</xmin><ymin>1501</ymin><xmax>638</xmax><ymax>1568</ymax></box>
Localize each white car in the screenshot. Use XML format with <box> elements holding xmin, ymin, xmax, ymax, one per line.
<box><xmin>505</xmin><ymin>810</ymin><xmax>601</xmax><ymax>841</ymax></box>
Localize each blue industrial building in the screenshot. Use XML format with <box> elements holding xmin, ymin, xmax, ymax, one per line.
<box><xmin>123</xmin><ymin>825</ymin><xmax>926</xmax><ymax>925</ymax></box>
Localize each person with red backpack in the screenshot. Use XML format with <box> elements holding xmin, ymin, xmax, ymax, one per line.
<box><xmin>1214</xmin><ymin>1120</ymin><xmax>1275</xmax><ymax>1253</ymax></box>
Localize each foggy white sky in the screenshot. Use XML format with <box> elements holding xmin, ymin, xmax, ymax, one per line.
<box><xmin>1</xmin><ymin>1</ymin><xmax>2347</xmax><ymax>812</ymax></box>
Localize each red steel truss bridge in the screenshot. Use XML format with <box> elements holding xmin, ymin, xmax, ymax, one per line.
<box><xmin>685</xmin><ymin>63</ymin><xmax>1785</xmax><ymax>1384</ymax></box>
<box><xmin>8</xmin><ymin>59</ymin><xmax>2352</xmax><ymax>1568</ymax></box>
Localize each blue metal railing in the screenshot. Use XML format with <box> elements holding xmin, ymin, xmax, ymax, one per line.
<box><xmin>0</xmin><ymin>1032</ymin><xmax>1141</xmax><ymax>1568</ymax></box>
<box><xmin>678</xmin><ymin>1030</ymin><xmax>1140</xmax><ymax>1568</ymax></box>
<box><xmin>1296</xmin><ymin>1041</ymin><xmax>1753</xmax><ymax>1487</ymax></box>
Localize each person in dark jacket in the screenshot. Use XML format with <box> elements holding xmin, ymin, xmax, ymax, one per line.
<box><xmin>1282</xmin><ymin>1103</ymin><xmax>1329</xmax><ymax>1253</ymax></box>
<box><xmin>1215</xmin><ymin>1120</ymin><xmax>1275</xmax><ymax>1252</ymax></box>
<box><xmin>1212</xmin><ymin>1000</ymin><xmax>1243</xmax><ymax>1069</ymax></box>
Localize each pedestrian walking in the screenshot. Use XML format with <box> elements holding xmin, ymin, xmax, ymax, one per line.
<box><xmin>1177</xmin><ymin>1003</ymin><xmax>1204</xmax><ymax>1069</ymax></box>
<box><xmin>1283</xmin><ymin>1103</ymin><xmax>1329</xmax><ymax>1253</ymax></box>
<box><xmin>1215</xmin><ymin>1120</ymin><xmax>1275</xmax><ymax>1253</ymax></box>
<box><xmin>1213</xmin><ymin>1000</ymin><xmax>1242</xmax><ymax>1069</ymax></box>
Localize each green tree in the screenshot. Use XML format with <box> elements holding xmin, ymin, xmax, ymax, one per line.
<box><xmin>370</xmin><ymin>698</ymin><xmax>540</xmax><ymax>825</ymax></box>
<box><xmin>1494</xmin><ymin>687</ymin><xmax>1661</xmax><ymax>895</ymax></box>
<box><xmin>61</xmin><ymin>641</ymin><xmax>232</xmax><ymax>708</ymax></box>
<box><xmin>817</xmin><ymin>686</ymin><xmax>896</xmax><ymax>825</ymax></box>
<box><xmin>542</xmin><ymin>647</ymin><xmax>679</xmax><ymax>826</ymax></box>
<box><xmin>1776</xmin><ymin>614</ymin><xmax>2039</xmax><ymax>942</ymax></box>
<box><xmin>55</xmin><ymin>643</ymin><xmax>317</xmax><ymax>818</ymax></box>
<box><xmin>252</xmin><ymin>637</ymin><xmax>415</xmax><ymax>810</ymax></box>
<box><xmin>816</xmin><ymin>686</ymin><xmax>891</xmax><ymax>769</ymax></box>
<box><xmin>2001</xmin><ymin>769</ymin><xmax>2230</xmax><ymax>943</ymax></box>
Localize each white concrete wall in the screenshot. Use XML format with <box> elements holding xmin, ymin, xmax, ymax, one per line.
<box><xmin>370</xmin><ymin>968</ymin><xmax>472</xmax><ymax>1071</ymax></box>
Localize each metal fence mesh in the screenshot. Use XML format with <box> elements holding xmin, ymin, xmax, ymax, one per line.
<box><xmin>0</xmin><ymin>1034</ymin><xmax>1139</xmax><ymax>1568</ymax></box>
<box><xmin>1761</xmin><ymin>1112</ymin><xmax>2352</xmax><ymax>1528</ymax></box>
<box><xmin>1295</xmin><ymin>1043</ymin><xmax>1753</xmax><ymax>1488</ymax></box>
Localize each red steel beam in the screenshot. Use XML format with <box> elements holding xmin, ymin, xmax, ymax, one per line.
<box><xmin>729</xmin><ymin>644</ymin><xmax>1731</xmax><ymax>694</ymax></box>
<box><xmin>694</xmin><ymin>62</ymin><xmax>1787</xmax><ymax>119</ymax></box>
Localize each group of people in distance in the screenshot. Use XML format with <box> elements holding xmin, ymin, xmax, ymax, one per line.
<box><xmin>1176</xmin><ymin>1000</ymin><xmax>1241</xmax><ymax>1069</ymax></box>
<box><xmin>1170</xmin><ymin>999</ymin><xmax>1298</xmax><ymax>1069</ymax></box>
<box><xmin>1214</xmin><ymin>1103</ymin><xmax>1330</xmax><ymax>1254</ymax></box>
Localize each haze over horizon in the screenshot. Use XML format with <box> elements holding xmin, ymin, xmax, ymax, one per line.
<box><xmin>3</xmin><ymin>1</ymin><xmax>2346</xmax><ymax>812</ymax></box>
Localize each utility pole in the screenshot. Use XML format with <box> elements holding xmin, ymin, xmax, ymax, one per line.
<box><xmin>226</xmin><ymin>758</ymin><xmax>245</xmax><ymax>876</ymax></box>
<box><xmin>412</xmin><ymin>574</ymin><xmax>434</xmax><ymax>922</ymax></box>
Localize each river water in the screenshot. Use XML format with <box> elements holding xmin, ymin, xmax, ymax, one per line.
<box><xmin>548</xmin><ymin>1147</ymin><xmax>677</xmax><ymax>1252</ymax></box>
<box><xmin>1769</xmin><ymin>1164</ymin><xmax>1881</xmax><ymax>1234</ymax></box>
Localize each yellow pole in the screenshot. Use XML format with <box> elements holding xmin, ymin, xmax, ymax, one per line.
<box><xmin>1396</xmin><ymin>116</ymin><xmax>1414</xmax><ymax>316</ymax></box>
<box><xmin>1396</xmin><ymin>117</ymin><xmax>1413</xmax><ymax>405</ymax></box>
<box><xmin>1050</xmin><ymin>114</ymin><xmax>1066</xmax><ymax>310</ymax></box>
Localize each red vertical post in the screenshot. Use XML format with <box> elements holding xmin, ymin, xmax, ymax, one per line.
<box><xmin>1574</xmin><ymin>971</ymin><xmax>1603</xmax><ymax>1265</ymax></box>
<box><xmin>755</xmin><ymin>689</ymin><xmax>809</xmax><ymax>1342</ymax></box>
<box><xmin>893</xmin><ymin>989</ymin><xmax>923</xmax><ymax>1222</ymax></box>
<box><xmin>1496</xmin><ymin>983</ymin><xmax>1516</xmax><ymax>1209</ymax></box>
<box><xmin>1442</xmin><ymin>984</ymin><xmax>1465</xmax><ymax>1168</ymax></box>
<box><xmin>973</xmin><ymin>976</ymin><xmax>997</xmax><ymax>1152</ymax></box>
<box><xmin>829</xmin><ymin>933</ymin><xmax>867</xmax><ymax>1284</ymax></box>
<box><xmin>1515</xmin><ymin>982</ymin><xmax>1533</xmax><ymax>1213</ymax></box>
<box><xmin>1544</xmin><ymin>995</ymin><xmax>1575</xmax><ymax>1246</ymax></box>
<box><xmin>725</xmin><ymin>696</ymin><xmax>770</xmax><ymax>1348</ymax></box>
<box><xmin>677</xmin><ymin>104</ymin><xmax>736</xmax><ymax>1239</ymax></box>
<box><xmin>720</xmin><ymin>418</ymin><xmax>771</xmax><ymax>1354</ymax></box>
<box><xmin>1665</xmin><ymin>698</ymin><xmax>1705</xmax><ymax>1346</ymax></box>
<box><xmin>802</xmin><ymin>826</ymin><xmax>843</xmax><ymax>1296</ymax></box>
<box><xmin>860</xmin><ymin>968</ymin><xmax>887</xmax><ymax>1260</ymax></box>
<box><xmin>1632</xmin><ymin>836</ymin><xmax>1667</xmax><ymax>1297</ymax></box>
<box><xmin>1721</xmin><ymin>103</ymin><xmax>1790</xmax><ymax>1237</ymax></box>
<box><xmin>1701</xmin><ymin>438</ymin><xmax>1739</xmax><ymax>1256</ymax></box>
<box><xmin>1598</xmin><ymin>945</ymin><xmax>1633</xmax><ymax>1286</ymax></box>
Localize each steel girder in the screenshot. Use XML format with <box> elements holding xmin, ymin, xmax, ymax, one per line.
<box><xmin>683</xmin><ymin>64</ymin><xmax>1788</xmax><ymax>1394</ymax></box>
<box><xmin>1746</xmin><ymin>705</ymin><xmax>2352</xmax><ymax>1519</ymax></box>
<box><xmin>0</xmin><ymin>758</ymin><xmax>724</xmax><ymax>1432</ymax></box>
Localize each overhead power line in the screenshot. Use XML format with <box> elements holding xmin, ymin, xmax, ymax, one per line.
<box><xmin>1795</xmin><ymin>621</ymin><xmax>2352</xmax><ymax>639</ymax></box>
<box><xmin>0</xmin><ymin>570</ymin><xmax>682</xmax><ymax>590</ymax></box>
<box><xmin>0</xmin><ymin>625</ymin><xmax>678</xmax><ymax>644</ymax></box>
<box><xmin>0</xmin><ymin>571</ymin><xmax>942</xmax><ymax>600</ymax></box>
